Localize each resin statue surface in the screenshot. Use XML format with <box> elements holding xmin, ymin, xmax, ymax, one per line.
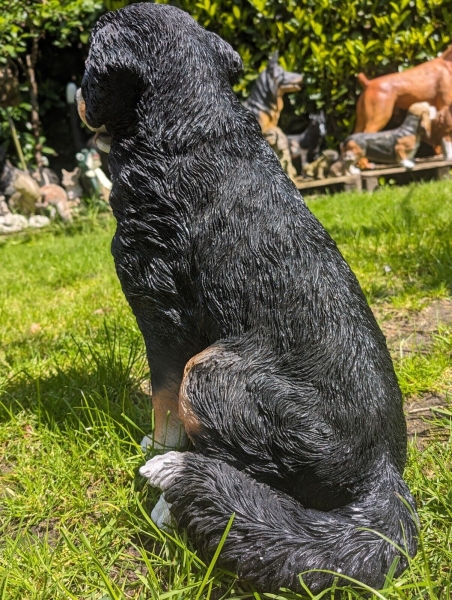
<box><xmin>78</xmin><ymin>4</ymin><xmax>418</xmax><ymax>593</ymax></box>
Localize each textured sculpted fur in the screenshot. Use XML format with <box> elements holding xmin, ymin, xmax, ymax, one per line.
<box><xmin>79</xmin><ymin>4</ymin><xmax>418</xmax><ymax>594</ymax></box>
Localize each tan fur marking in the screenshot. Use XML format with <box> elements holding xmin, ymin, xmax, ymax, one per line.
<box><xmin>179</xmin><ymin>347</ymin><xmax>219</xmax><ymax>439</ymax></box>
<box><xmin>152</xmin><ymin>383</ymin><xmax>187</xmax><ymax>448</ymax></box>
<box><xmin>343</xmin><ymin>140</ymin><xmax>364</xmax><ymax>161</ymax></box>
<box><xmin>77</xmin><ymin>94</ymin><xmax>87</xmax><ymax>124</ymax></box>
<box><xmin>394</xmin><ymin>134</ymin><xmax>417</xmax><ymax>162</ymax></box>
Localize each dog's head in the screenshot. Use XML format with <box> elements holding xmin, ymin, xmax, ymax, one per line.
<box><xmin>266</xmin><ymin>52</ymin><xmax>303</xmax><ymax>96</ymax></box>
<box><xmin>309</xmin><ymin>111</ymin><xmax>327</xmax><ymax>137</ymax></box>
<box><xmin>340</xmin><ymin>140</ymin><xmax>362</xmax><ymax>165</ymax></box>
<box><xmin>77</xmin><ymin>3</ymin><xmax>243</xmax><ymax>152</ymax></box>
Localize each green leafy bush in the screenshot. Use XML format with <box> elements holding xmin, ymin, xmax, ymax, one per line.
<box><xmin>0</xmin><ymin>0</ymin><xmax>104</xmax><ymax>167</ymax></box>
<box><xmin>1</xmin><ymin>0</ymin><xmax>451</xmax><ymax>159</ymax></box>
<box><xmin>158</xmin><ymin>0</ymin><xmax>452</xmax><ymax>142</ymax></box>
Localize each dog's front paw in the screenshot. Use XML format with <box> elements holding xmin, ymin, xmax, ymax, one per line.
<box><xmin>139</xmin><ymin>451</ymin><xmax>184</xmax><ymax>490</ymax></box>
<box><xmin>400</xmin><ymin>159</ymin><xmax>415</xmax><ymax>170</ymax></box>
<box><xmin>151</xmin><ymin>493</ymin><xmax>174</xmax><ymax>531</ymax></box>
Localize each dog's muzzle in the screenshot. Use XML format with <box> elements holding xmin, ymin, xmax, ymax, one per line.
<box><xmin>76</xmin><ymin>88</ymin><xmax>112</xmax><ymax>153</ymax></box>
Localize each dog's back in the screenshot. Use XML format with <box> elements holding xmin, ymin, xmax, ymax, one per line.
<box><xmin>81</xmin><ymin>4</ymin><xmax>418</xmax><ymax>593</ymax></box>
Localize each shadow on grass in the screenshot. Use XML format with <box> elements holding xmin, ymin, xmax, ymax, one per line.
<box><xmin>0</xmin><ymin>325</ymin><xmax>152</xmax><ymax>442</ymax></box>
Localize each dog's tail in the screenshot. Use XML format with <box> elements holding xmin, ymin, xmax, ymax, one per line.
<box><xmin>142</xmin><ymin>451</ymin><xmax>418</xmax><ymax>594</ymax></box>
<box><xmin>357</xmin><ymin>72</ymin><xmax>370</xmax><ymax>88</ymax></box>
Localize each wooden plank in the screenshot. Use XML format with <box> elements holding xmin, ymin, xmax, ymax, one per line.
<box><xmin>361</xmin><ymin>159</ymin><xmax>452</xmax><ymax>178</ymax></box>
<box><xmin>294</xmin><ymin>174</ymin><xmax>360</xmax><ymax>190</ymax></box>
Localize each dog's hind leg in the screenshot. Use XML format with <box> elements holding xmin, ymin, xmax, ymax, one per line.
<box><xmin>140</xmin><ymin>450</ymin><xmax>418</xmax><ymax>593</ymax></box>
<box><xmin>355</xmin><ymin>90</ymin><xmax>394</xmax><ymax>133</ymax></box>
<box><xmin>176</xmin><ymin>341</ymin><xmax>281</xmax><ymax>477</ymax></box>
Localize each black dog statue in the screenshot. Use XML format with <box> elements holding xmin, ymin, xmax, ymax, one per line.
<box><xmin>288</xmin><ymin>110</ymin><xmax>327</xmax><ymax>168</ymax></box>
<box><xmin>78</xmin><ymin>4</ymin><xmax>417</xmax><ymax>593</ymax></box>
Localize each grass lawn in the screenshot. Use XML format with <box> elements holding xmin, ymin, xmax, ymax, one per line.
<box><xmin>1</xmin><ymin>181</ymin><xmax>452</xmax><ymax>599</ymax></box>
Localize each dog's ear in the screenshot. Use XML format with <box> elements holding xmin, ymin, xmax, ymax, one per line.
<box><xmin>81</xmin><ymin>24</ymin><xmax>146</xmax><ymax>131</ymax></box>
<box><xmin>205</xmin><ymin>32</ymin><xmax>243</xmax><ymax>85</ymax></box>
<box><xmin>267</xmin><ymin>52</ymin><xmax>279</xmax><ymax>74</ymax></box>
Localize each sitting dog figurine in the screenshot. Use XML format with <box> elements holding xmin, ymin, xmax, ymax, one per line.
<box><xmin>288</xmin><ymin>111</ymin><xmax>327</xmax><ymax>168</ymax></box>
<box><xmin>263</xmin><ymin>126</ymin><xmax>297</xmax><ymax>181</ymax></box>
<box><xmin>328</xmin><ymin>153</ymin><xmax>361</xmax><ymax>177</ymax></box>
<box><xmin>78</xmin><ymin>4</ymin><xmax>417</xmax><ymax>594</ymax></box>
<box><xmin>243</xmin><ymin>52</ymin><xmax>303</xmax><ymax>133</ymax></box>
<box><xmin>425</xmin><ymin>104</ymin><xmax>452</xmax><ymax>159</ymax></box>
<box><xmin>342</xmin><ymin>102</ymin><xmax>432</xmax><ymax>170</ymax></box>
<box><xmin>302</xmin><ymin>149</ymin><xmax>338</xmax><ymax>179</ymax></box>
<box><xmin>243</xmin><ymin>53</ymin><xmax>303</xmax><ymax>179</ymax></box>
<box><xmin>0</xmin><ymin>147</ymin><xmax>41</xmax><ymax>215</ymax></box>
<box><xmin>61</xmin><ymin>167</ymin><xmax>83</xmax><ymax>207</ymax></box>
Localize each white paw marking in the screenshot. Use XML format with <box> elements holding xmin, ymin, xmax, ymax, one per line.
<box><xmin>139</xmin><ymin>451</ymin><xmax>184</xmax><ymax>491</ymax></box>
<box><xmin>442</xmin><ymin>139</ymin><xmax>452</xmax><ymax>160</ymax></box>
<box><xmin>151</xmin><ymin>493</ymin><xmax>174</xmax><ymax>531</ymax></box>
<box><xmin>140</xmin><ymin>435</ymin><xmax>183</xmax><ymax>454</ymax></box>
<box><xmin>400</xmin><ymin>159</ymin><xmax>415</xmax><ymax>170</ymax></box>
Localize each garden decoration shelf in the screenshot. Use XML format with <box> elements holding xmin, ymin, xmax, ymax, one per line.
<box><xmin>295</xmin><ymin>156</ymin><xmax>452</xmax><ymax>196</ymax></box>
<box><xmin>294</xmin><ymin>173</ymin><xmax>362</xmax><ymax>195</ymax></box>
<box><xmin>360</xmin><ymin>156</ymin><xmax>452</xmax><ymax>192</ymax></box>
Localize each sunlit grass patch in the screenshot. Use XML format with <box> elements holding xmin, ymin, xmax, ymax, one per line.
<box><xmin>1</xmin><ymin>179</ymin><xmax>452</xmax><ymax>598</ymax></box>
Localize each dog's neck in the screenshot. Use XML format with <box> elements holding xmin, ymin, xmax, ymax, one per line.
<box><xmin>108</xmin><ymin>94</ymin><xmax>264</xmax><ymax>241</ymax></box>
<box><xmin>292</xmin><ymin>120</ymin><xmax>323</xmax><ymax>147</ymax></box>
<box><xmin>397</xmin><ymin>112</ymin><xmax>423</xmax><ymax>135</ymax></box>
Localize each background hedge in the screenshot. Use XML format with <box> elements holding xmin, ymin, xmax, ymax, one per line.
<box><xmin>1</xmin><ymin>0</ymin><xmax>452</xmax><ymax>168</ymax></box>
<box><xmin>161</xmin><ymin>0</ymin><xmax>452</xmax><ymax>142</ymax></box>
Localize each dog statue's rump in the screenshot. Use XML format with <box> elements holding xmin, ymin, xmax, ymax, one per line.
<box><xmin>79</xmin><ymin>4</ymin><xmax>418</xmax><ymax>593</ymax></box>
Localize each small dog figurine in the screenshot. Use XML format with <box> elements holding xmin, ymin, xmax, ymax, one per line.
<box><xmin>426</xmin><ymin>104</ymin><xmax>452</xmax><ymax>159</ymax></box>
<box><xmin>263</xmin><ymin>126</ymin><xmax>298</xmax><ymax>181</ymax></box>
<box><xmin>355</xmin><ymin>45</ymin><xmax>452</xmax><ymax>133</ymax></box>
<box><xmin>328</xmin><ymin>150</ymin><xmax>361</xmax><ymax>177</ymax></box>
<box><xmin>302</xmin><ymin>149</ymin><xmax>338</xmax><ymax>179</ymax></box>
<box><xmin>342</xmin><ymin>102</ymin><xmax>433</xmax><ymax>170</ymax></box>
<box><xmin>288</xmin><ymin>111</ymin><xmax>327</xmax><ymax>167</ymax></box>
<box><xmin>78</xmin><ymin>5</ymin><xmax>417</xmax><ymax>594</ymax></box>
<box><xmin>61</xmin><ymin>167</ymin><xmax>83</xmax><ymax>206</ymax></box>
<box><xmin>38</xmin><ymin>184</ymin><xmax>73</xmax><ymax>222</ymax></box>
<box><xmin>0</xmin><ymin>147</ymin><xmax>41</xmax><ymax>215</ymax></box>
